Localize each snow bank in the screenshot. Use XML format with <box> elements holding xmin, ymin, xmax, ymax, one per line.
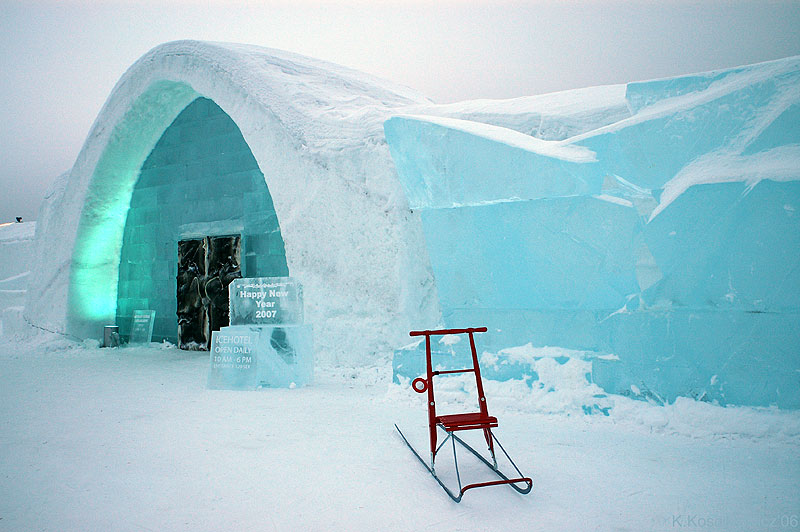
<box><xmin>389</xmin><ymin>342</ymin><xmax>800</xmax><ymax>442</ymax></box>
<box><xmin>2</xmin><ymin>333</ymin><xmax>797</xmax><ymax>531</ymax></box>
<box><xmin>0</xmin><ymin>221</ymin><xmax>36</xmax><ymax>336</ymax></box>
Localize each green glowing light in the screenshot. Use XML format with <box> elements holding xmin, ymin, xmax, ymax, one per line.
<box><xmin>67</xmin><ymin>81</ymin><xmax>198</xmax><ymax>335</ymax></box>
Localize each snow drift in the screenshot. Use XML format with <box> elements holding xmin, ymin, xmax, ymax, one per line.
<box><xmin>0</xmin><ymin>222</ymin><xmax>35</xmax><ymax>336</ymax></box>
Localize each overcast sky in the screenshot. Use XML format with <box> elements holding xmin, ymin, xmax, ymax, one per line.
<box><xmin>1</xmin><ymin>0</ymin><xmax>799</xmax><ymax>223</ymax></box>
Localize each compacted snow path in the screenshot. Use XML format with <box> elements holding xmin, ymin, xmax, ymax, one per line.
<box><xmin>0</xmin><ymin>335</ymin><xmax>798</xmax><ymax>532</ymax></box>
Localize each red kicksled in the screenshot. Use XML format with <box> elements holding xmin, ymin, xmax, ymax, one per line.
<box><xmin>395</xmin><ymin>327</ymin><xmax>533</xmax><ymax>502</ymax></box>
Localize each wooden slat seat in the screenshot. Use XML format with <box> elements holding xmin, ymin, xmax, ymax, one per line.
<box><xmin>437</xmin><ymin>412</ymin><xmax>498</xmax><ymax>432</ymax></box>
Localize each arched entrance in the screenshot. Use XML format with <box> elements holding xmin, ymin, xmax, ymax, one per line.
<box><xmin>115</xmin><ymin>97</ymin><xmax>288</xmax><ymax>346</ymax></box>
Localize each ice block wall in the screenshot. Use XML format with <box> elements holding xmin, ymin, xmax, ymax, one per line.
<box><xmin>386</xmin><ymin>56</ymin><xmax>800</xmax><ymax>408</ymax></box>
<box><xmin>116</xmin><ymin>97</ymin><xmax>288</xmax><ymax>343</ymax></box>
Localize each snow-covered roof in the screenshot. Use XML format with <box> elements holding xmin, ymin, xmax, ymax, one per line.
<box><xmin>0</xmin><ymin>222</ymin><xmax>35</xmax><ymax>243</ymax></box>
<box><xmin>412</xmin><ymin>83</ymin><xmax>631</xmax><ymax>140</ymax></box>
<box><xmin>103</xmin><ymin>40</ymin><xmax>431</xmax><ymax>151</ymax></box>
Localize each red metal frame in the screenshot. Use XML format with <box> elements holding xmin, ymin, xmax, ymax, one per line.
<box><xmin>408</xmin><ymin>327</ymin><xmax>532</xmax><ymax>498</ymax></box>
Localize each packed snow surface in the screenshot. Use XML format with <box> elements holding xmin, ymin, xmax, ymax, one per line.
<box><xmin>1</xmin><ymin>332</ymin><xmax>798</xmax><ymax>531</ymax></box>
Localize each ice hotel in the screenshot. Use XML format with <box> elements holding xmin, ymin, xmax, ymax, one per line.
<box><xmin>3</xmin><ymin>41</ymin><xmax>798</xmax><ymax>407</ymax></box>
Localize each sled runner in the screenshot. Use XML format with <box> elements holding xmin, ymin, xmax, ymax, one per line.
<box><xmin>395</xmin><ymin>327</ymin><xmax>533</xmax><ymax>502</ymax></box>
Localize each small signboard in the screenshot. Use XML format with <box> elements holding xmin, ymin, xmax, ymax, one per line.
<box><xmin>229</xmin><ymin>277</ymin><xmax>303</xmax><ymax>326</ymax></box>
<box><xmin>207</xmin><ymin>327</ymin><xmax>260</xmax><ymax>390</ymax></box>
<box><xmin>129</xmin><ymin>310</ymin><xmax>156</xmax><ymax>345</ymax></box>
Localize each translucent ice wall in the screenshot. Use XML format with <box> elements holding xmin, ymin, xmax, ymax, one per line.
<box><xmin>386</xmin><ymin>56</ymin><xmax>800</xmax><ymax>408</ymax></box>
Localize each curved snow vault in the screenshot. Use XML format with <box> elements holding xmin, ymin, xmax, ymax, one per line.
<box><xmin>27</xmin><ymin>40</ymin><xmax>440</xmax><ymax>364</ymax></box>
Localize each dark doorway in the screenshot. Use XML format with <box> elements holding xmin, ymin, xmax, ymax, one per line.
<box><xmin>177</xmin><ymin>235</ymin><xmax>242</xmax><ymax>350</ymax></box>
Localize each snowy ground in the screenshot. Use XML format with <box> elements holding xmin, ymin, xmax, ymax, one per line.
<box><xmin>1</xmin><ymin>333</ymin><xmax>798</xmax><ymax>532</ymax></box>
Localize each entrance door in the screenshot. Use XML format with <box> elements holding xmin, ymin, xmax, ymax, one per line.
<box><xmin>177</xmin><ymin>235</ymin><xmax>242</xmax><ymax>350</ymax></box>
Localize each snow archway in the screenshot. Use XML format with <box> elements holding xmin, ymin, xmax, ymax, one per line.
<box><xmin>26</xmin><ymin>41</ymin><xmax>439</xmax><ymax>364</ymax></box>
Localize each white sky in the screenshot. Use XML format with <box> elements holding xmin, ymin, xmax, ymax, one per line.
<box><xmin>1</xmin><ymin>0</ymin><xmax>799</xmax><ymax>222</ymax></box>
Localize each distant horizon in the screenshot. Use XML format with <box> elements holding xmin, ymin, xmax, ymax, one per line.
<box><xmin>2</xmin><ymin>0</ymin><xmax>799</xmax><ymax>223</ymax></box>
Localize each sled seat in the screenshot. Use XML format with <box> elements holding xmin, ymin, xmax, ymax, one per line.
<box><xmin>437</xmin><ymin>412</ymin><xmax>498</xmax><ymax>432</ymax></box>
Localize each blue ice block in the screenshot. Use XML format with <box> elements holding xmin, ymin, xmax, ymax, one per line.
<box><xmin>385</xmin><ymin>56</ymin><xmax>800</xmax><ymax>407</ymax></box>
<box><xmin>419</xmin><ymin>196</ymin><xmax>642</xmax><ymax>314</ymax></box>
<box><xmin>207</xmin><ymin>324</ymin><xmax>313</xmax><ymax>390</ymax></box>
<box><xmin>207</xmin><ymin>327</ymin><xmax>260</xmax><ymax>390</ymax></box>
<box><xmin>384</xmin><ymin>115</ymin><xmax>603</xmax><ymax>209</ymax></box>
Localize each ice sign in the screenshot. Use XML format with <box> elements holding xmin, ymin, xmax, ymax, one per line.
<box><xmin>207</xmin><ymin>328</ymin><xmax>260</xmax><ymax>390</ymax></box>
<box><xmin>207</xmin><ymin>325</ymin><xmax>313</xmax><ymax>389</ymax></box>
<box><xmin>229</xmin><ymin>277</ymin><xmax>303</xmax><ymax>326</ymax></box>
<box><xmin>128</xmin><ymin>310</ymin><xmax>155</xmax><ymax>345</ymax></box>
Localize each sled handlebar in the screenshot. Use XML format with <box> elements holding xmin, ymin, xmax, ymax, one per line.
<box><xmin>409</xmin><ymin>327</ymin><xmax>487</xmax><ymax>337</ymax></box>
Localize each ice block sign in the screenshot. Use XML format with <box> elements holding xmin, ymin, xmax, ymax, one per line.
<box><xmin>128</xmin><ymin>310</ymin><xmax>156</xmax><ymax>345</ymax></box>
<box><xmin>229</xmin><ymin>277</ymin><xmax>303</xmax><ymax>326</ymax></box>
<box><xmin>207</xmin><ymin>328</ymin><xmax>260</xmax><ymax>390</ymax></box>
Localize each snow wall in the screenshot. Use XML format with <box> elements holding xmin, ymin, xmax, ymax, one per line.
<box><xmin>386</xmin><ymin>56</ymin><xmax>800</xmax><ymax>408</ymax></box>
<box><xmin>24</xmin><ymin>40</ymin><xmax>440</xmax><ymax>364</ymax></box>
<box><xmin>0</xmin><ymin>222</ymin><xmax>35</xmax><ymax>336</ymax></box>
